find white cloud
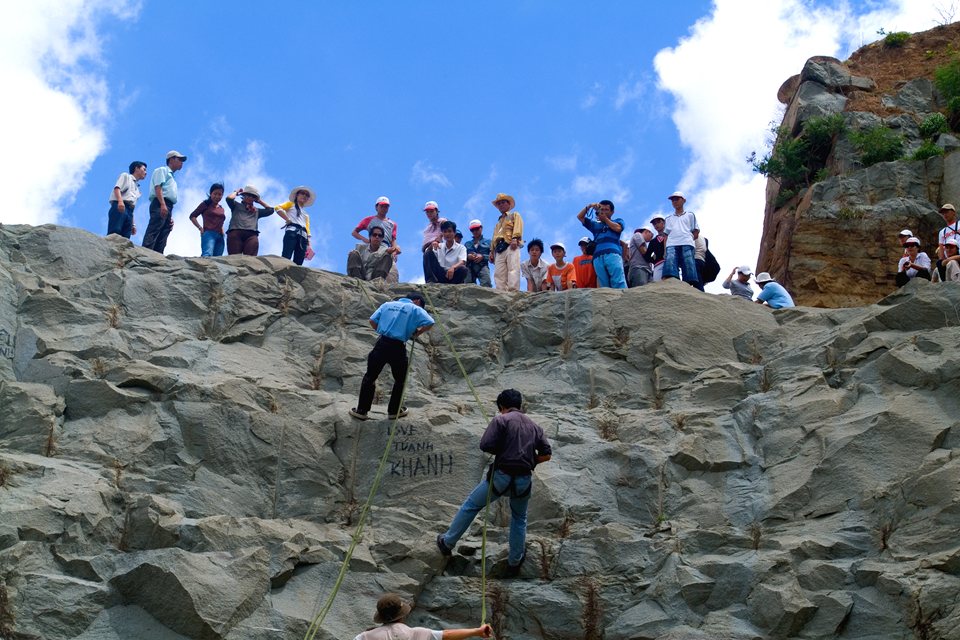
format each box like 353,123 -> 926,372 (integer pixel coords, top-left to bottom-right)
0,0 -> 140,225
614,78 -> 648,111
569,150 -> 635,205
410,160 -> 453,189
545,153 -> 578,172
653,0 -> 942,287
581,82 -> 603,109
161,138 -> 339,269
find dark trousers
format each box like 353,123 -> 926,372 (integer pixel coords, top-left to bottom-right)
282,229 -> 308,265
357,337 -> 408,416
227,229 -> 260,256
424,250 -> 468,284
107,201 -> 135,238
141,198 -> 174,253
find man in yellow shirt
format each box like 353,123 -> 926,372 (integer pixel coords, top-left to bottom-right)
489,193 -> 524,291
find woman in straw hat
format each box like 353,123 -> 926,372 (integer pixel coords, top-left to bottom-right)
353,593 -> 491,640
225,185 -> 277,256
276,185 -> 316,265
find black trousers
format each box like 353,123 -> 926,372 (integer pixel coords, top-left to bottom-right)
282,229 -> 308,265
357,337 -> 408,416
141,198 -> 174,253
423,250 -> 468,284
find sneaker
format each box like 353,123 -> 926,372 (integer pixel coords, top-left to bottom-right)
388,407 -> 409,419
436,534 -> 452,557
504,553 -> 526,578
348,408 -> 370,421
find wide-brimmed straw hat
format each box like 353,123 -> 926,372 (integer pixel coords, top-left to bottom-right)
374,594 -> 412,624
491,193 -> 515,209
289,186 -> 316,207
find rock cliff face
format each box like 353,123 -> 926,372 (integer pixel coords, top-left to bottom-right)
759,22 -> 960,308
2,224 -> 960,639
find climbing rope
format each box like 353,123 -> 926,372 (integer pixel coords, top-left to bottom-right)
302,339 -> 418,640
418,286 -> 497,626
302,282 -> 501,638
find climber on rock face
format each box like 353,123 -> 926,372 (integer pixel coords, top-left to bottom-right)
349,294 -> 434,421
436,388 -> 552,578
353,593 -> 492,640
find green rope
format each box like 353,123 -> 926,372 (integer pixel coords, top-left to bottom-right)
302,340 -> 418,640
418,286 -> 496,625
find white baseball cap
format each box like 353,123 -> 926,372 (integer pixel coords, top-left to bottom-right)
550,241 -> 567,252
468,219 -> 483,229
375,196 -> 390,205
423,200 -> 439,211
668,191 -> 685,200
945,237 -> 959,247
578,236 -> 590,245
737,265 -> 753,276
897,229 -> 912,237
904,236 -> 921,246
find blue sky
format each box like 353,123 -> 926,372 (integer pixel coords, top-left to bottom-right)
0,0 -> 941,289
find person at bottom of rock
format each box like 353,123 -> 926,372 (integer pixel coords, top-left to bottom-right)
436,389 -> 552,577
349,294 -> 434,421
353,593 -> 491,640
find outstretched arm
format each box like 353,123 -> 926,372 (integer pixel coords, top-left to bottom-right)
442,624 -> 493,639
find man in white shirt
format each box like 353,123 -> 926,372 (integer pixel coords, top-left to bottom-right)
662,191 -> 700,286
107,160 -> 147,238
424,220 -> 468,284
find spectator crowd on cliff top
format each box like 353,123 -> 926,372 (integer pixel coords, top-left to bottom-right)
107,150 -> 959,306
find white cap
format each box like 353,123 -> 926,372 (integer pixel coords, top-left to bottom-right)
668,191 -> 685,200
375,196 -> 390,205
737,265 -> 753,276
904,236 -> 921,246
945,237 -> 960,247
468,219 -> 483,229
550,241 -> 567,252
423,200 -> 439,211
166,150 -> 187,161
898,228 -> 912,237
755,271 -> 774,283
578,236 -> 590,245
640,225 -> 655,235
649,214 -> 666,223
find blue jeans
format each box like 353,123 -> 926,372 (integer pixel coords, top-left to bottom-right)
201,230 -> 225,257
593,252 -> 627,289
441,469 -> 531,566
662,245 -> 700,283
106,201 -> 135,238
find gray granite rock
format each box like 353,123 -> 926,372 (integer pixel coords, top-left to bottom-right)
2,224 -> 960,639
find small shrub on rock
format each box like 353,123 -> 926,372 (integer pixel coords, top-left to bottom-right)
949,96 -> 960,132
919,112 -> 949,138
750,114 -> 845,193
911,140 -> 945,161
883,31 -> 911,48
849,126 -> 904,166
934,57 -> 960,101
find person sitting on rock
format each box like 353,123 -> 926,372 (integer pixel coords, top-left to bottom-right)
543,242 -> 577,291
353,593 -> 491,640
350,294 -> 434,421
896,236 -> 932,287
424,220 -> 468,284
933,237 -> 960,282
573,239 -> 597,289
722,265 -> 754,301
347,226 -> 394,281
520,238 -> 549,292
437,389 -> 552,578
463,219 -> 492,287
754,272 -> 795,308
353,196 -> 401,281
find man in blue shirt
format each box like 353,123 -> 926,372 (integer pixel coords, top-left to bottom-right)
577,200 -> 627,289
142,150 -> 186,254
463,219 -> 492,287
754,272 -> 795,309
350,294 -> 435,421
